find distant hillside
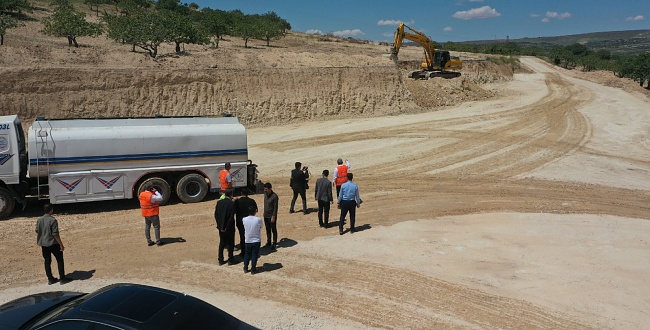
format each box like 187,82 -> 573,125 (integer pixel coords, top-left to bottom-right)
461,30 -> 650,54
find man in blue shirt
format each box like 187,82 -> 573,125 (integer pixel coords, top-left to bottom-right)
337,173 -> 362,235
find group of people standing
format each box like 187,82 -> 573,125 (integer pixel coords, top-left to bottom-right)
214,163 -> 279,274
133,159 -> 360,280
294,158 -> 363,235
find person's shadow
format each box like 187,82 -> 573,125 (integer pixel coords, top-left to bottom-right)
159,237 -> 186,245
354,224 -> 372,232
255,262 -> 283,274
260,238 -> 296,256
67,269 -> 96,281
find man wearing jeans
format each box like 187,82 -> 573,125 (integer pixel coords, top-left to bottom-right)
263,182 -> 279,250
36,204 -> 72,285
242,206 -> 263,274
337,173 -> 362,235
139,183 -> 163,246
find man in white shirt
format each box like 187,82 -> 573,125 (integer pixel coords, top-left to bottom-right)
242,205 -> 263,274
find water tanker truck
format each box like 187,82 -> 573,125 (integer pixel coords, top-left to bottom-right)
0,114 -> 259,219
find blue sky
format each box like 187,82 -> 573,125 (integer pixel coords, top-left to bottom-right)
191,0 -> 648,42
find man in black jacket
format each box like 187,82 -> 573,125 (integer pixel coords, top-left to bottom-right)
290,161 -> 309,214
215,189 -> 236,265
314,169 -> 333,227
234,190 -> 258,257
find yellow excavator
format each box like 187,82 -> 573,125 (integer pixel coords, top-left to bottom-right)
390,23 -> 462,79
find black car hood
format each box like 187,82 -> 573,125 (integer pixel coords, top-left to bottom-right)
0,291 -> 83,330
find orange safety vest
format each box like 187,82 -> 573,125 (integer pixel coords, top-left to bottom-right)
335,164 -> 348,186
139,190 -> 159,217
219,169 -> 231,191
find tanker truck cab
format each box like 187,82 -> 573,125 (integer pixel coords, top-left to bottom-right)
0,115 -> 259,219
0,115 -> 28,218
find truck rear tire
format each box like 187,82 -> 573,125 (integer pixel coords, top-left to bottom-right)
176,174 -> 208,203
0,187 -> 16,219
137,177 -> 171,205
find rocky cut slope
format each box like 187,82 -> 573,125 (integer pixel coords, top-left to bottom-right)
0,10 -> 516,126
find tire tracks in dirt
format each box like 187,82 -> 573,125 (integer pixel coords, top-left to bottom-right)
167,253 -> 592,329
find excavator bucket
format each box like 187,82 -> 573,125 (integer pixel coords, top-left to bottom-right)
389,46 -> 398,63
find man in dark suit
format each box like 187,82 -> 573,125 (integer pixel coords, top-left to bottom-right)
215,189 -> 236,265
314,169 -> 333,227
289,161 -> 309,214
234,190 -> 258,257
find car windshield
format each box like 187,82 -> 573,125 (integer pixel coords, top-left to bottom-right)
28,294 -> 89,328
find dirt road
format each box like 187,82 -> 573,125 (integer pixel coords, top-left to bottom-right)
1,57 -> 649,329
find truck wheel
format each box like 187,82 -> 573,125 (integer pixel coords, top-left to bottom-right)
137,177 -> 171,205
0,187 -> 16,219
176,174 -> 209,203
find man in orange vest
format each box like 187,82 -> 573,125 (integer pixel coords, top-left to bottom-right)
219,163 -> 233,198
332,158 -> 351,197
139,183 -> 163,246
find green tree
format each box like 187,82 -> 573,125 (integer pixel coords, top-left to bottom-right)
41,3 -> 103,47
111,0 -> 151,15
196,8 -> 229,48
0,0 -> 31,45
579,54 -> 601,72
105,9 -> 166,57
631,53 -> 650,88
232,12 -> 260,48
0,0 -> 31,13
84,0 -> 109,16
0,13 -> 20,45
257,11 -> 287,47
161,9 -> 208,52
565,43 -> 591,57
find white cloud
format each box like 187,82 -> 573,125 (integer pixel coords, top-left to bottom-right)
625,15 -> 644,21
383,33 -> 395,37
470,0 -> 484,2
545,11 -> 571,20
332,29 -> 365,38
377,19 -> 414,26
443,26 -> 453,32
305,29 -> 322,35
541,18 -> 550,23
452,6 -> 501,20
530,14 -> 540,18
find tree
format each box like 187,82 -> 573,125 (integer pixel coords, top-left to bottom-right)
84,0 -> 109,16
257,11 -> 287,47
579,54 -> 601,72
105,9 -> 166,57
565,43 -> 591,57
196,8 -> 229,48
231,12 -> 260,48
0,13 -> 20,45
0,0 -> 31,45
41,3 -> 103,47
0,0 -> 31,13
161,9 -> 208,53
632,53 -> 650,89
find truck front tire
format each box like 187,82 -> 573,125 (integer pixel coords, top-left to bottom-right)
137,178 -> 171,205
176,174 -> 209,203
0,187 -> 16,219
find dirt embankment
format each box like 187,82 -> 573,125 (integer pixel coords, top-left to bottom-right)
1,67 -> 420,126
0,15 -> 520,126
1,61 -> 520,127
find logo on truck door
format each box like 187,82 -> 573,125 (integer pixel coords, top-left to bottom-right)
56,178 -> 83,192
96,176 -> 122,189
0,154 -> 13,165
231,168 -> 244,181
